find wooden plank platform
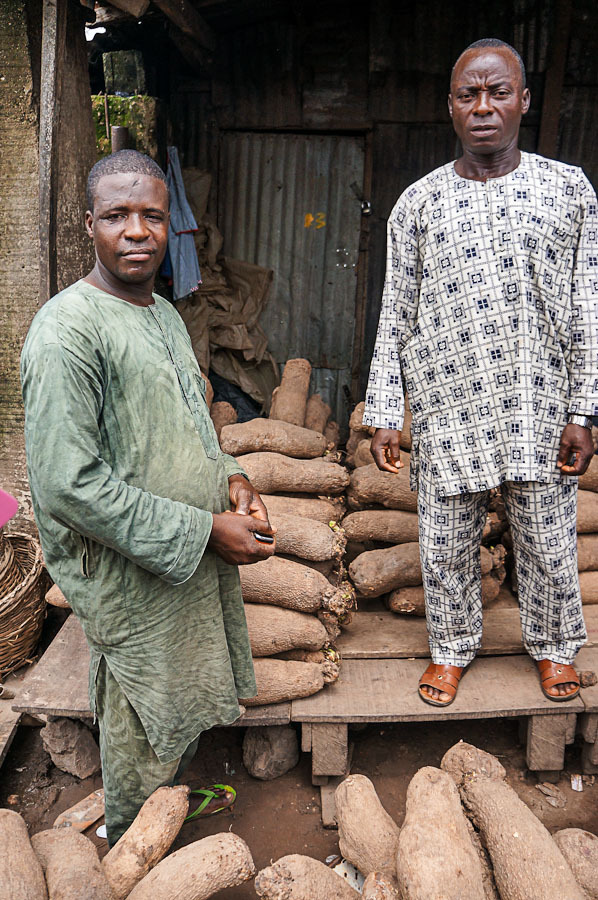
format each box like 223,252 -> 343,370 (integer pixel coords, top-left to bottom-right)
291,656 -> 585,723
0,670 -> 23,766
14,614 -> 92,719
576,646 -> 598,713
337,606 -> 598,659
13,614 -> 289,727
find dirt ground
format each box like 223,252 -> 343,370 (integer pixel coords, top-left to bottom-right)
1,712 -> 597,897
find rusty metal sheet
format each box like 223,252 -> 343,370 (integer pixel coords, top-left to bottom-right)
218,131 -> 365,422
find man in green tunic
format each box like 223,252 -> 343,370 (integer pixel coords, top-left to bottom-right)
21,151 -> 276,845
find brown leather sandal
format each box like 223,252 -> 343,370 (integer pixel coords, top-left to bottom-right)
418,663 -> 466,708
536,659 -> 580,702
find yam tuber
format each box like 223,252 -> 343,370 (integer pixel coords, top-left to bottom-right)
31,828 -> 115,900
349,401 -> 374,435
220,419 -> 326,458
580,571 -> 598,604
335,774 -> 400,879
553,828 -> 598,900
240,555 -> 355,616
240,659 -> 324,705
278,554 -> 336,577
269,359 -> 312,427
275,648 -> 340,683
362,872 -> 400,899
577,490 -> 598,532
255,854 -> 361,900
353,438 -> 375,468
396,767 -> 485,900
579,454 -> 598,492
127,832 -> 255,900
244,604 -> 328,656
261,493 -> 345,524
577,533 -> 598,571
269,512 -> 345,560
460,776 -> 584,900
45,584 -> 70,608
350,543 -> 494,598
348,462 -> 417,512
305,394 -> 331,433
388,572 -> 504,616
238,452 -> 349,495
209,401 -> 237,439
102,785 -> 189,900
324,420 -> 340,450
0,809 -> 47,900
440,741 -> 506,788
342,509 -> 419,544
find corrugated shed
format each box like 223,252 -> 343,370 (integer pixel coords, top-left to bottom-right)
218,131 -> 365,423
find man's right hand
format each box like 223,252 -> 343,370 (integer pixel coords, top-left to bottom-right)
370,428 -> 403,473
208,511 -> 276,565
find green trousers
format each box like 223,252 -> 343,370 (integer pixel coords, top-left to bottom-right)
95,657 -> 199,846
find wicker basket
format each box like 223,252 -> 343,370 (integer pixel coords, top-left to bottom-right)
0,531 -> 47,676
0,529 -> 23,595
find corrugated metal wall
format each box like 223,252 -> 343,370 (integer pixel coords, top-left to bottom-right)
218,131 -> 365,426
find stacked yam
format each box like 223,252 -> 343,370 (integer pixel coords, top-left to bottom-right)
345,454 -> 508,614
504,455 -> 598,606
572,456 -> 598,605
220,359 -> 354,705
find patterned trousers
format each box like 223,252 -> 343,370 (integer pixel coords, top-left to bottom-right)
95,657 -> 199,846
417,471 -> 586,667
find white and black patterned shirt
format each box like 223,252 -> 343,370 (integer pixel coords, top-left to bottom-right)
364,152 -> 598,496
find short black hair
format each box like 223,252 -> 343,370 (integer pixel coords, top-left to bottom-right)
452,38 -> 527,89
86,150 -> 168,211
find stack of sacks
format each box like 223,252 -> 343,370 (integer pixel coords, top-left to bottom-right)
344,400 -> 511,616
219,359 -> 355,707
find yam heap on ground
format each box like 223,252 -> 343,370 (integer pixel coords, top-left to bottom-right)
253,740 -> 598,899
214,358 -> 353,708
0,788 -> 257,900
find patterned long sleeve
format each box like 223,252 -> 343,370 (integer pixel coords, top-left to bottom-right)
567,173 -> 598,416
363,193 -> 422,431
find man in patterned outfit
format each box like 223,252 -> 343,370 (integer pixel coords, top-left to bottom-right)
364,39 -> 598,706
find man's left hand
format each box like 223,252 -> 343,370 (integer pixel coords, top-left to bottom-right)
556,424 -> 594,476
228,474 -> 271,522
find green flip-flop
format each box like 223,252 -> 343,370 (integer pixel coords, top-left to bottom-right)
184,784 -> 236,822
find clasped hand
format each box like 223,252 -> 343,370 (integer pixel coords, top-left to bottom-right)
208,474 -> 276,565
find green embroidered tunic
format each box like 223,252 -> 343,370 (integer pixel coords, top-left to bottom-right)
21,281 -> 257,763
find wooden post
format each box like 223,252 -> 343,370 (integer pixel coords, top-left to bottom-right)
537,0 -> 572,159
39,0 -> 67,304
311,723 -> 349,778
526,713 -> 576,779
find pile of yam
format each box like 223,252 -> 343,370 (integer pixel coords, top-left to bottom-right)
281,741 -> 595,900
220,358 -> 353,706
1,787 -> 256,900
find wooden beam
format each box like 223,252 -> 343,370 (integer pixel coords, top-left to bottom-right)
537,0 -> 572,158
152,0 -> 216,52
99,0 -> 150,17
39,0 -> 67,304
168,23 -> 211,72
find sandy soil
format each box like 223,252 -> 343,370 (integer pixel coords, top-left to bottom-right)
0,714 -> 596,898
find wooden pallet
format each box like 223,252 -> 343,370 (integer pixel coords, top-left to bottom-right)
337,605 -> 598,659
9,612 -> 598,796
12,614 -> 289,727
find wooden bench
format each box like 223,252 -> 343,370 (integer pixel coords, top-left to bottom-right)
9,610 -> 598,813
11,613 -> 290,727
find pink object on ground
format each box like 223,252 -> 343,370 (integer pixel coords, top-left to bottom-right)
0,490 -> 18,528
